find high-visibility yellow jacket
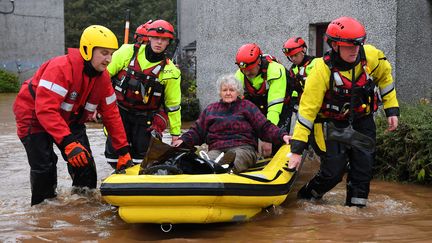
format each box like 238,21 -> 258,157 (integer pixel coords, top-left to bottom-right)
107,44 -> 182,135
291,44 -> 399,154
235,61 -> 287,125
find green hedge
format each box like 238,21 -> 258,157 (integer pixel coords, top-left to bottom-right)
181,78 -> 200,121
0,69 -> 20,93
181,97 -> 200,122
374,101 -> 432,184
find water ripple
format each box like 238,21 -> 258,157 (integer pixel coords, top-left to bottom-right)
300,189 -> 417,217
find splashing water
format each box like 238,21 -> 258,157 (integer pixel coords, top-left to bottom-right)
300,189 -> 416,217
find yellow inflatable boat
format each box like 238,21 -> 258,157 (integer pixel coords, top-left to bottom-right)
100,144 -> 296,225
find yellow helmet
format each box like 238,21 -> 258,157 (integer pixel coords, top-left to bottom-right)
79,25 -> 118,61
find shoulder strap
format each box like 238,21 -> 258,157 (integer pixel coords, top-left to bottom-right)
126,43 -> 142,73
259,56 -> 270,81
323,50 -> 333,69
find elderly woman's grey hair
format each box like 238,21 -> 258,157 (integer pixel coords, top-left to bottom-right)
216,74 -> 244,97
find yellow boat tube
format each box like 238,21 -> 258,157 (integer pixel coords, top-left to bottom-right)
100,144 -> 296,224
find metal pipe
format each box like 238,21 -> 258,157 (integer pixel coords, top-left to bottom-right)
123,9 -> 131,44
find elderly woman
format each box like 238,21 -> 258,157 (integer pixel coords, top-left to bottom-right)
172,74 -> 290,173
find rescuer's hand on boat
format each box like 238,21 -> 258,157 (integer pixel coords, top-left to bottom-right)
288,152 -> 302,171
172,139 -> 183,147
282,135 -> 291,145
116,152 -> 134,173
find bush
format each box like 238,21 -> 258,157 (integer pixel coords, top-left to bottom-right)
374,101 -> 432,184
180,78 -> 200,121
0,69 -> 20,93
181,97 -> 200,122
178,54 -> 200,122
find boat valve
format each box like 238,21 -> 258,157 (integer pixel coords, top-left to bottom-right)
161,223 -> 173,233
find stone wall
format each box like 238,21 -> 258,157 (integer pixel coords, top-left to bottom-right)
177,0 -> 197,52
395,0 -> 432,102
0,0 -> 64,82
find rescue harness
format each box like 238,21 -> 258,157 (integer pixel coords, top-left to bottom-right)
112,43 -> 167,112
320,46 -> 379,121
288,55 -> 316,96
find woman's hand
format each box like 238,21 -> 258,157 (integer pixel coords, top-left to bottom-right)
171,135 -> 180,145
172,139 -> 183,147
259,140 -> 272,158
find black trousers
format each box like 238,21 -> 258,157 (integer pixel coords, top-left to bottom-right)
300,115 -> 376,206
105,108 -> 152,168
21,124 -> 96,206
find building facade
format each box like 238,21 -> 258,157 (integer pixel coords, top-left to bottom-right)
177,0 -> 432,109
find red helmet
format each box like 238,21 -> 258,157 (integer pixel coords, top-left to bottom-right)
282,37 -> 307,56
235,43 -> 262,71
134,20 -> 152,43
325,16 -> 366,46
147,19 -> 175,40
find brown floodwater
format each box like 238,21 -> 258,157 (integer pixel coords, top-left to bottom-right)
1,93 -> 431,242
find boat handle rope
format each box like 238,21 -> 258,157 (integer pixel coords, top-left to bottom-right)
235,170 -> 283,182
199,150 -> 210,160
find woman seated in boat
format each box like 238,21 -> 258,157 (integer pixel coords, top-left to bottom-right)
172,74 -> 291,173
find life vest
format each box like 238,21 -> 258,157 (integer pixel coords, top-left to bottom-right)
243,54 -> 279,115
320,48 -> 379,121
112,44 -> 167,112
289,55 -> 315,98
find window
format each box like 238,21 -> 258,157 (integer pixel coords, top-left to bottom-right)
309,23 -> 330,57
